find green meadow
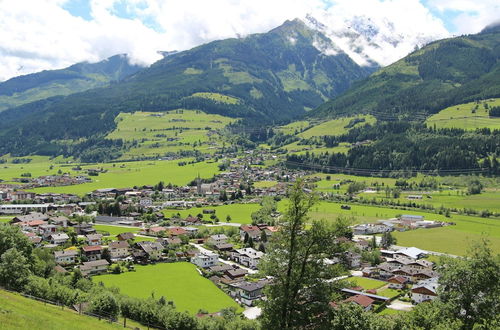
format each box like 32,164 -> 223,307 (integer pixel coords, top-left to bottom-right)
106,110 -> 236,159
426,98 -> 500,130
95,262 -> 242,314
4,159 -> 219,195
298,115 -> 376,138
282,200 -> 500,255
0,290 -> 121,330
164,203 -> 261,224
349,277 -> 387,290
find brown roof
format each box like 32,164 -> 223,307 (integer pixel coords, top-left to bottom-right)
82,245 -> 102,252
168,227 -> 187,236
109,241 -> 129,249
345,295 -> 375,308
117,232 -> 135,240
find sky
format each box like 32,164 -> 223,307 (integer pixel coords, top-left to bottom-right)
0,0 -> 499,81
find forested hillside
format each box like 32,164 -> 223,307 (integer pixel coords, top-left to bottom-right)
313,25 -> 500,119
0,19 -> 374,158
0,54 -> 142,111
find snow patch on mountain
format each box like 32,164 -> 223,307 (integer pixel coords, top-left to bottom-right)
304,13 -> 447,67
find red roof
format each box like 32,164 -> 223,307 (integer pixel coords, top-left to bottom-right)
389,276 -> 408,284
240,225 -> 260,232
149,226 -> 166,233
82,245 -> 102,252
168,227 -> 187,236
345,295 -> 375,308
27,220 -> 47,226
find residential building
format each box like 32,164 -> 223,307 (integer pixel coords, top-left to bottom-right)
207,234 -> 228,245
50,233 -> 69,245
192,252 -> 219,268
86,234 -> 102,246
81,245 -> 102,261
109,241 -> 130,259
80,260 -> 109,276
411,277 -> 439,304
54,250 -> 78,265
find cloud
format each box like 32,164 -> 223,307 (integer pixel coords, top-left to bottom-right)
0,0 -> 496,81
427,0 -> 500,34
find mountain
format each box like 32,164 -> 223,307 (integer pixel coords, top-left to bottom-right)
312,27 -> 500,119
0,54 -> 142,112
303,13 -> 446,67
0,19 -> 375,157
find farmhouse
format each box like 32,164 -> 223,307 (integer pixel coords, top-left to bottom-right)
49,233 -> 69,245
54,250 -> 78,265
117,232 -> 135,241
411,277 -> 439,304
85,234 -> 102,246
344,295 -> 375,311
81,245 -> 102,261
109,241 -> 130,259
207,234 -> 228,245
80,260 -> 109,276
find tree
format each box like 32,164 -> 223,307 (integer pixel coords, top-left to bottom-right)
436,239 -> 500,328
0,248 -> 31,290
261,180 -> 347,329
31,248 -> 56,278
251,196 -> 277,225
88,291 -> 120,320
102,248 -> 112,263
380,232 -> 396,249
0,224 -> 33,258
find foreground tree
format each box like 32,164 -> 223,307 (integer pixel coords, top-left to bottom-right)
261,180 -> 347,329
0,248 -> 31,290
436,239 -> 500,328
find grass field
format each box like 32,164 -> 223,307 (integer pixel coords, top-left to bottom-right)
349,277 -> 387,290
106,110 -> 236,159
278,200 -> 500,255
298,115 -> 376,138
25,159 -> 219,196
93,225 -> 155,242
0,290 -> 121,330
95,262 -> 241,314
426,98 -> 500,130
164,203 -> 261,224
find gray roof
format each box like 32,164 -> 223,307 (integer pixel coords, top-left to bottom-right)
82,260 -> 109,268
54,250 -> 78,257
412,277 -> 439,294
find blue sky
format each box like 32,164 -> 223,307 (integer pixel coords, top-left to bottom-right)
0,0 -> 498,81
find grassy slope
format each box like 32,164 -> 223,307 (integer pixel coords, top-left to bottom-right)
2,158 -> 220,196
106,110 -> 236,159
95,262 -> 241,314
0,290 -> 121,330
298,115 -> 376,138
426,98 -> 500,130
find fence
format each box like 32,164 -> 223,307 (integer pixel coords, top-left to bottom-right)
0,287 -> 165,330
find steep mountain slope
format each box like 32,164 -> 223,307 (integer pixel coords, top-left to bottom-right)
0,54 -> 142,111
312,26 -> 500,119
0,19 -> 375,157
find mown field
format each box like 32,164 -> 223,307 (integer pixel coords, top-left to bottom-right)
426,98 -> 500,130
281,200 -> 500,256
164,203 -> 261,224
297,115 -> 376,138
95,262 -> 242,314
0,157 -> 220,196
0,290 -> 122,330
106,110 -> 236,159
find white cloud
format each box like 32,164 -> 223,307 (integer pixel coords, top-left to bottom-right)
0,0 -> 496,81
427,0 -> 500,34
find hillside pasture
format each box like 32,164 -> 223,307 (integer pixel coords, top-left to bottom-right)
95,262 -> 241,314
164,203 -> 261,224
426,98 -> 500,130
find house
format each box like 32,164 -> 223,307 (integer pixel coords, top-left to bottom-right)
80,260 -> 109,276
207,234 -> 228,245
54,250 -> 78,265
345,251 -> 362,269
109,241 -> 130,259
224,268 -> 248,281
136,241 -> 163,260
208,264 -> 234,273
191,252 -> 219,268
117,232 -> 135,241
50,233 -> 69,245
24,232 -> 42,245
157,237 -> 182,246
182,216 -> 202,226
39,224 -> 59,239
344,295 -> 375,311
411,277 -> 439,304
214,243 -> 234,251
239,225 -> 261,241
81,245 -> 102,261
12,212 -> 49,223
394,247 -> 428,260
85,234 -> 102,246
231,248 -> 264,269
49,216 -> 68,227
388,276 -> 409,289
167,227 -> 187,237
74,223 -> 96,235
229,281 -> 266,306
183,227 -> 199,236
